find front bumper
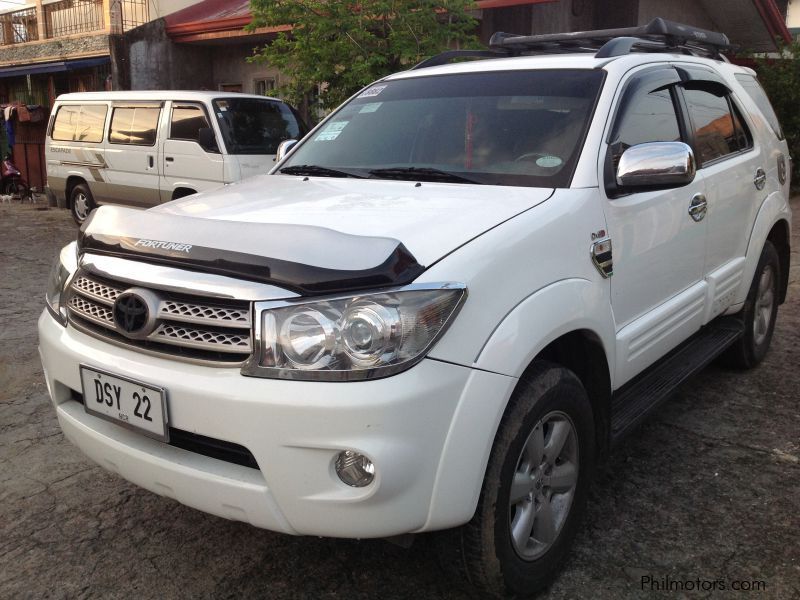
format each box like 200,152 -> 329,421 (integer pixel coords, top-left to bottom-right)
38,310 -> 515,538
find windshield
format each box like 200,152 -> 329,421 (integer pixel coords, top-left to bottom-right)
280,70 -> 604,187
213,97 -> 306,155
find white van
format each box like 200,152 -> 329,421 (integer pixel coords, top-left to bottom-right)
44,91 -> 307,224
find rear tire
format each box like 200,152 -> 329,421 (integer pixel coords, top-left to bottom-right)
70,183 -> 95,226
722,241 -> 780,370
434,362 -> 595,598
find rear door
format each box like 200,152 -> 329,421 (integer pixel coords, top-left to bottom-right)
103,102 -> 162,207
676,70 -> 763,322
160,102 -> 224,201
601,66 -> 709,385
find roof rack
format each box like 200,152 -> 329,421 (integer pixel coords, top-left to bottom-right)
412,18 -> 734,70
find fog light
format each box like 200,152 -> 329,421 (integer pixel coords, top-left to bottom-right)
335,450 -> 375,487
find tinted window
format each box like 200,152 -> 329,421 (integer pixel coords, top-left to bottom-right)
170,105 -> 210,141
51,104 -> 107,143
281,70 -> 605,188
735,73 -> 783,139
109,107 -> 160,146
609,87 -> 681,165
213,98 -> 304,155
684,87 -> 741,164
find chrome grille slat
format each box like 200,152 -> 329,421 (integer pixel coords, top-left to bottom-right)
66,271 -> 253,364
151,323 -> 251,354
69,294 -> 115,327
71,276 -> 124,306
158,299 -> 251,329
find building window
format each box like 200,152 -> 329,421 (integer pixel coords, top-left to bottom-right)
254,78 -> 276,96
219,83 -> 243,93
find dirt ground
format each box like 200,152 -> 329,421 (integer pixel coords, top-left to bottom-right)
1,200 -> 798,599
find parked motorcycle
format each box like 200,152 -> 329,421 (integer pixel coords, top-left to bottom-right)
2,154 -> 32,201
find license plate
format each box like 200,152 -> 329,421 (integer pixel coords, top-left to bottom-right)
80,366 -> 169,442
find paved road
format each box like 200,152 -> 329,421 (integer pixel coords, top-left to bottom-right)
1,201 -> 798,599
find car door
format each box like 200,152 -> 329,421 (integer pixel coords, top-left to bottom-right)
160,102 -> 224,201
601,67 -> 709,386
103,103 -> 162,207
676,72 -> 762,322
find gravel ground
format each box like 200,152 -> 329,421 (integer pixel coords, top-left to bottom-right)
1,200 -> 798,599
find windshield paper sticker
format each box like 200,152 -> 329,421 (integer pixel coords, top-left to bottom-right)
358,85 -> 387,98
536,155 -> 563,168
359,102 -> 382,114
316,120 -> 349,141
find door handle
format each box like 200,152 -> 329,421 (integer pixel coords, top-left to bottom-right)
165,156 -> 174,162
148,155 -> 154,168
688,193 -> 707,222
754,168 -> 766,190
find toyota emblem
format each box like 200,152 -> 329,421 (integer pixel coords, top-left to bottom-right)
113,288 -> 159,338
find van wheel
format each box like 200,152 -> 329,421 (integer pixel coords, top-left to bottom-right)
722,240 -> 780,369
70,183 -> 95,225
434,362 -> 594,598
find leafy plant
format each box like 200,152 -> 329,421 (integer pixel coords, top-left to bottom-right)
248,0 -> 478,121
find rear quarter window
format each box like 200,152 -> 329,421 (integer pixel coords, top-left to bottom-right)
735,73 -> 783,140
51,104 -> 108,143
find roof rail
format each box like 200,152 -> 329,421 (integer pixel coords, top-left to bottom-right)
412,19 -> 734,71
411,49 -> 509,70
490,18 -> 733,60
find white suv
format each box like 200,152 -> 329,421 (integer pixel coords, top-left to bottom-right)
39,19 -> 791,597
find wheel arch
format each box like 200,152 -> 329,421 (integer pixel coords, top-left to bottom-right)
171,187 -> 197,200
767,218 -> 790,305
65,176 -> 88,208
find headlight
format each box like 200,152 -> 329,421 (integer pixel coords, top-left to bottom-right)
243,283 -> 466,381
45,242 -> 78,326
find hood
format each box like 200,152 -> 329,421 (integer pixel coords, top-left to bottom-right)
80,175 -> 553,295
158,175 -> 553,266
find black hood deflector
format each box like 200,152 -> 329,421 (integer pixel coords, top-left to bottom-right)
78,208 -> 425,296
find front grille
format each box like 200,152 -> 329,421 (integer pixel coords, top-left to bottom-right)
67,272 -> 253,364
71,391 -> 259,469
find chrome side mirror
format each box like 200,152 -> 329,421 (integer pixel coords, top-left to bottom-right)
616,142 -> 696,189
275,139 -> 298,162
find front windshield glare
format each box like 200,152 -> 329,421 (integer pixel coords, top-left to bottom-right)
281,70 -> 604,187
213,98 -> 304,155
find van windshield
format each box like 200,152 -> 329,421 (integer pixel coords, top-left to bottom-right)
212,97 -> 305,155
279,70 -> 604,188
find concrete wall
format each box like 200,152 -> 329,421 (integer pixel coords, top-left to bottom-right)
124,18 -> 213,90
210,44 -> 282,95
788,0 -> 800,28
638,0 -> 716,28
151,0 -> 199,19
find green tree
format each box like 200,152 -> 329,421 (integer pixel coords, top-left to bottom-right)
248,0 -> 478,119
754,40 -> 800,189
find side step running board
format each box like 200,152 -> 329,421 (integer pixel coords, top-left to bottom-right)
610,317 -> 744,443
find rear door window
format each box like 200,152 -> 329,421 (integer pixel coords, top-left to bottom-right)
109,106 -> 161,146
51,104 -> 108,143
683,84 -> 752,165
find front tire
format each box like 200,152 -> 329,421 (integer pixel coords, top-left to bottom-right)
722,241 -> 780,369
70,183 -> 95,226
435,362 -> 595,598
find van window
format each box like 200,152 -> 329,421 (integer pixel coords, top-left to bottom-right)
109,107 -> 161,146
170,105 -> 210,142
51,104 -> 108,143
213,97 -> 304,155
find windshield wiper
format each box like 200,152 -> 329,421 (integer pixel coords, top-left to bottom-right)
280,164 -> 365,178
368,167 -> 483,184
